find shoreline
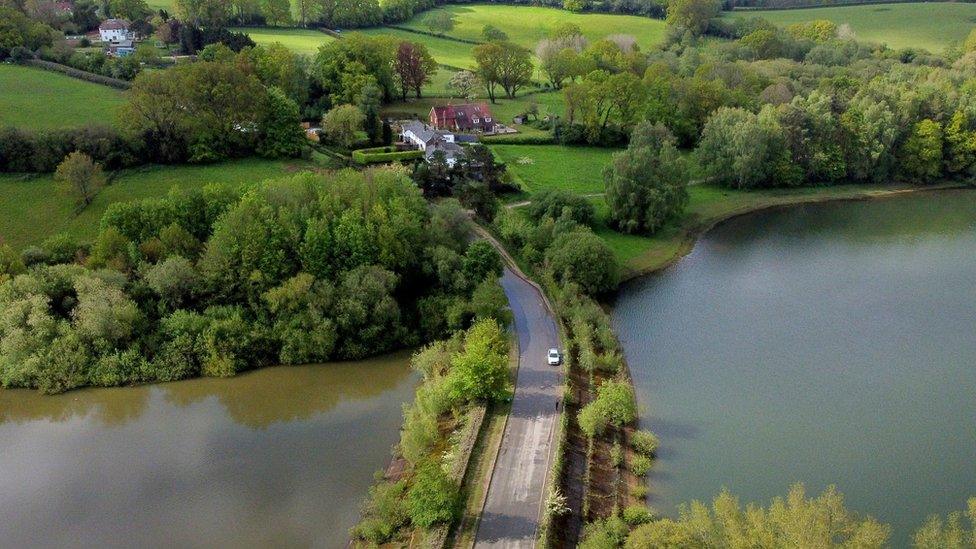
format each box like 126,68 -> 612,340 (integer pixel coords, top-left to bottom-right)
618,182 -> 972,284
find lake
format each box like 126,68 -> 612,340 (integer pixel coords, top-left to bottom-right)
0,353 -> 417,548
612,190 -> 976,546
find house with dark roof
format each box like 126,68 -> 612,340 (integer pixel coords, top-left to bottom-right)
429,103 -> 496,133
400,121 -> 467,167
99,19 -> 133,42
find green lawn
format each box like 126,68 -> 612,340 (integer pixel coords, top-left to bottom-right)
399,4 -> 667,52
0,158 -> 314,249
231,27 -> 336,54
490,144 -> 616,194
729,2 -> 976,52
358,27 -> 478,69
0,64 -> 126,130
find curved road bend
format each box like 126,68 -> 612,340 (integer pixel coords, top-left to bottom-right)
474,267 -> 563,548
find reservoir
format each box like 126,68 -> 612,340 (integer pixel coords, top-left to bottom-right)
0,352 -> 417,548
613,190 -> 976,546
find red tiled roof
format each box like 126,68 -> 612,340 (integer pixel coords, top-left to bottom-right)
429,103 -> 495,131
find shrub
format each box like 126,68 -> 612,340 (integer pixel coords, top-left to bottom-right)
406,459 -> 460,529
631,454 -> 652,477
351,479 -> 409,543
40,233 -> 83,264
526,188 -> 596,227
351,146 -> 423,165
545,228 -> 619,295
631,429 -> 659,456
610,441 -> 623,467
622,504 -> 654,526
632,483 -> 648,500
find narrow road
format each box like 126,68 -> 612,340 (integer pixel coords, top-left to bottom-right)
474,262 -> 563,547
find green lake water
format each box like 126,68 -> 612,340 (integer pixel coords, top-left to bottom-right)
612,190 -> 976,546
0,352 -> 417,548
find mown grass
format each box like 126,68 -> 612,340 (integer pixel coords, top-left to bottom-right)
729,2 -> 976,52
399,4 -> 667,52
231,27 -> 336,54
0,158 -> 314,249
491,144 -> 616,194
0,64 -> 127,130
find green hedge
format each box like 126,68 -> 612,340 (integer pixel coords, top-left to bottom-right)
481,133 -> 555,145
351,146 -> 424,165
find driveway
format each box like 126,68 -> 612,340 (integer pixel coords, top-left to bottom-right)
474,267 -> 563,548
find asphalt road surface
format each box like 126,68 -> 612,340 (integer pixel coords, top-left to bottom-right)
474,268 -> 563,548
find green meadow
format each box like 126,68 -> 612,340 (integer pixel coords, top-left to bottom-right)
230,27 -> 336,54
0,158 -> 312,249
399,4 -> 667,52
730,2 -> 976,52
0,65 -> 127,130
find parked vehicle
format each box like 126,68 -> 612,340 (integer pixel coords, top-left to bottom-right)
547,348 -> 561,366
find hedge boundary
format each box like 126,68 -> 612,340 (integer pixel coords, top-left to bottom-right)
351,146 -> 424,164
24,59 -> 132,90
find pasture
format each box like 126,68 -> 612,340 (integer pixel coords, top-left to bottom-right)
490,144 -> 616,194
0,64 -> 126,130
730,2 -> 976,52
399,4 -> 667,52
0,158 -> 312,249
230,27 -> 335,54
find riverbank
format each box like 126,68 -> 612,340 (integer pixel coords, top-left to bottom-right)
618,181 -> 972,282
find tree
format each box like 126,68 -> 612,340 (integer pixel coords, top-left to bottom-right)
626,484 -> 890,548
913,498 -> 976,549
604,122 -> 688,234
260,0 -> 291,26
321,104 -> 364,148
145,255 -> 200,310
447,318 -> 509,402
175,0 -> 232,26
357,81 -> 382,144
900,119 -> 943,183
481,24 -> 507,42
393,41 -> 437,99
110,0 -> 151,21
697,106 -> 791,189
54,152 -> 106,208
258,86 -> 306,158
545,228 -> 618,295
473,41 -> 532,101
537,39 -> 584,89
665,0 -> 720,36
423,10 -> 455,34
527,189 -> 596,227
448,70 -> 479,99
406,459 -> 460,529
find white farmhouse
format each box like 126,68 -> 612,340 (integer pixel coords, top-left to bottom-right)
99,19 -> 133,42
401,121 -> 465,167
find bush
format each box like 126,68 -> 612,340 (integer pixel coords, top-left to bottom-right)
407,459 -> 460,529
632,483 -> 648,500
40,233 -> 83,264
351,479 -> 409,543
610,441 -> 623,467
526,189 -> 596,227
631,454 -> 652,477
622,504 -> 654,526
545,228 -> 619,295
351,146 -> 424,165
631,430 -> 659,456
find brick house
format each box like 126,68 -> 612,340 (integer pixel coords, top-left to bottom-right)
429,103 -> 496,133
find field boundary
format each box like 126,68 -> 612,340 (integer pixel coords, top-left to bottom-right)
23,59 -> 131,89
730,0 -> 950,11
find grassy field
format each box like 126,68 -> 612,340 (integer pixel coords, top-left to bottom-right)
0,158 -> 313,249
399,4 -> 667,52
231,27 -> 336,54
491,144 -> 616,194
730,2 -> 976,52
0,64 -> 126,130
358,27 -> 477,68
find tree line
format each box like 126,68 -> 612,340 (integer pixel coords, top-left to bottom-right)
0,167 -> 506,394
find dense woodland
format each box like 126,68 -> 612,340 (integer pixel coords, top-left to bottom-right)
0,168 -> 509,393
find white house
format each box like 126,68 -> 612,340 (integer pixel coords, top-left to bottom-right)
99,19 -> 133,42
400,121 -> 465,167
